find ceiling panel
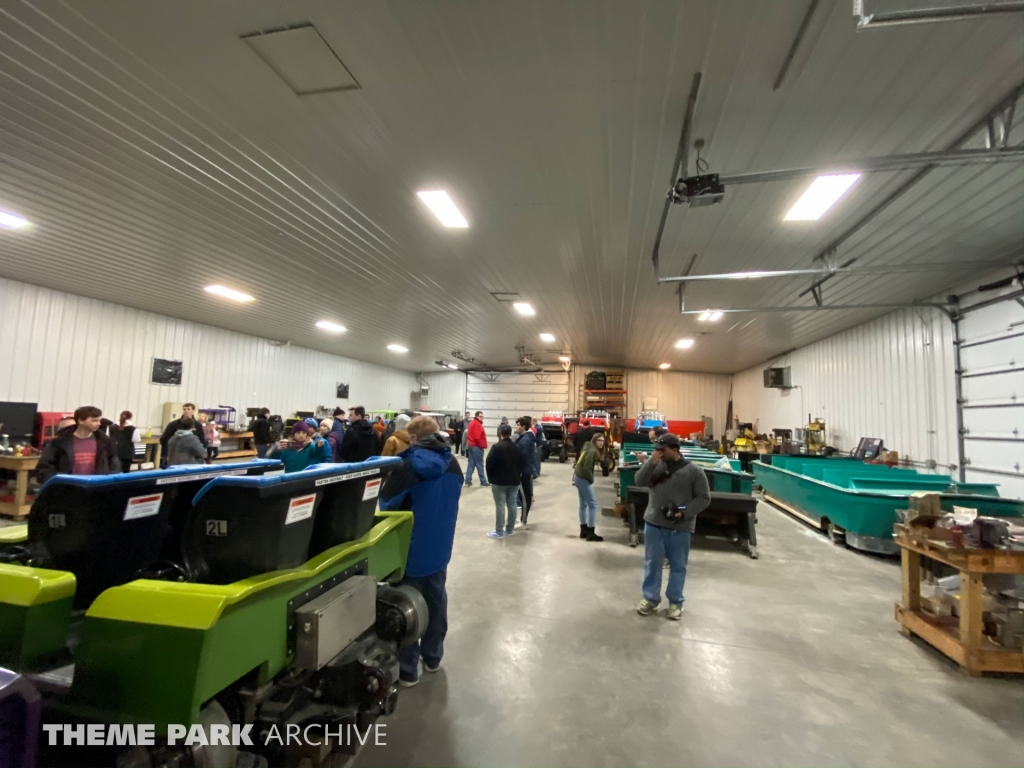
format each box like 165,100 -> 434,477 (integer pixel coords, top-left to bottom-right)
0,0 -> 1020,375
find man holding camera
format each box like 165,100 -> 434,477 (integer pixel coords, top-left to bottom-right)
633,434 -> 711,620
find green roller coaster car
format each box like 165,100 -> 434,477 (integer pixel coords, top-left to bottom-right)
0,459 -> 427,768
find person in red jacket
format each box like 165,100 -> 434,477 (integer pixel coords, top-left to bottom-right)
465,411 -> 489,487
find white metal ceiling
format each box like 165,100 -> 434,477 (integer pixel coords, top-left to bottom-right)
0,0 -> 1020,374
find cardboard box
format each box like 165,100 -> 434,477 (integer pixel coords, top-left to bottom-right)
909,492 -> 942,517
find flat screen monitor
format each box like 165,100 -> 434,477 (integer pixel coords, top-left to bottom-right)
0,401 -> 38,442
853,437 -> 884,460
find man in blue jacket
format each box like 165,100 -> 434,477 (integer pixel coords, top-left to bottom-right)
378,415 -> 463,686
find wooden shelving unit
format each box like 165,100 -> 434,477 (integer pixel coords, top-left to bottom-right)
894,524 -> 1024,677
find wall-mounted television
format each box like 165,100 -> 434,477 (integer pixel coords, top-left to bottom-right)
0,401 -> 38,443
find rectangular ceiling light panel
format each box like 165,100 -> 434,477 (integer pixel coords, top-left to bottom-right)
784,174 -> 860,221
417,191 -> 468,228
243,25 -> 359,95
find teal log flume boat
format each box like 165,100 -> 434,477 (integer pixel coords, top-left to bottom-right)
754,455 -> 1024,554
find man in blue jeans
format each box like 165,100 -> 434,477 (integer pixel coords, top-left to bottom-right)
464,411 -> 489,486
632,433 -> 711,620
379,415 -> 464,686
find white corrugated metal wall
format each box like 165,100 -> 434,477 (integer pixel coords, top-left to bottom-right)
419,372 -> 467,414
0,276 -> 418,429
623,370 -> 733,435
466,372 -> 570,441
733,305 -> 958,471
569,366 -> 732,434
957,283 -> 1024,499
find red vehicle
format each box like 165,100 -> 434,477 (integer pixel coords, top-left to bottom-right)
581,409 -> 610,429
539,411 -> 569,462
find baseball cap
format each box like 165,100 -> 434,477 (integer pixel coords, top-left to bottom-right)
653,433 -> 681,448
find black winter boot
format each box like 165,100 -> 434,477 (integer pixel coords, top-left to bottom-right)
579,524 -> 588,539
586,526 -> 604,542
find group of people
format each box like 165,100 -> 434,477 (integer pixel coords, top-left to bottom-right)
266,406 -> 413,473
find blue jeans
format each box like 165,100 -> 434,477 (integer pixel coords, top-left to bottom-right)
491,484 -> 518,533
256,443 -> 269,458
398,568 -> 448,682
465,446 -> 487,485
642,523 -> 691,606
575,477 -> 597,526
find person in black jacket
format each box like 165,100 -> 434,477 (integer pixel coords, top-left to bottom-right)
484,424 -> 524,538
514,417 -> 537,526
251,409 -> 273,458
108,410 -> 141,473
340,405 -> 380,462
159,403 -> 206,460
37,405 -> 117,482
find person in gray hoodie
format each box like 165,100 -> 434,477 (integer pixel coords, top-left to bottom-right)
632,433 -> 711,620
166,418 -> 207,466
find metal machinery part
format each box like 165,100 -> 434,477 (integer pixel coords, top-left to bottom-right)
375,585 -> 429,650
104,582 -> 428,768
294,576 -> 377,671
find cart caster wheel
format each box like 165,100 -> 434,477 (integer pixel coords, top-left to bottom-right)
827,523 -> 846,545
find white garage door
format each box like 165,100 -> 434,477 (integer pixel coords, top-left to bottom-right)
958,287 -> 1024,499
466,372 -> 570,442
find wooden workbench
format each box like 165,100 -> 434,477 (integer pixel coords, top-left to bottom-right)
0,454 -> 39,518
217,431 -> 256,460
894,524 -> 1024,676
140,436 -> 162,469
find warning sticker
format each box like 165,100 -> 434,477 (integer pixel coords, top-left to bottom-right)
124,493 -> 163,521
285,494 -> 317,525
362,479 -> 382,501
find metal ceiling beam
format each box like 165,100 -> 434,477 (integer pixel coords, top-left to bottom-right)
656,260 -> 1022,284
854,0 -> 1024,28
652,72 -> 702,274
675,253 -> 699,311
681,302 -> 950,314
719,147 -> 1023,185
774,0 -> 821,91
798,81 -> 1024,300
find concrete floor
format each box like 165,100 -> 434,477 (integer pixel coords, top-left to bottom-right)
3,459 -> 1019,765
355,458 -> 1023,768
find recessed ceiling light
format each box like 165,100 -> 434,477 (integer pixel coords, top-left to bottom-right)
387,344 -> 408,353
784,174 -> 860,221
558,355 -> 571,363
445,363 -> 459,370
675,338 -> 695,349
315,320 -> 346,333
0,210 -> 29,229
539,333 -> 556,343
513,302 -> 535,316
204,284 -> 254,303
659,363 -> 671,370
416,190 -> 468,228
698,310 -> 723,322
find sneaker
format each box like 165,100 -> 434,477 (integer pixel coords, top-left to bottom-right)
464,482 -> 473,487
637,598 -> 657,616
666,604 -> 684,621
505,528 -> 515,536
398,677 -> 419,688
481,483 -> 491,487
423,661 -> 440,673
486,530 -> 505,539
